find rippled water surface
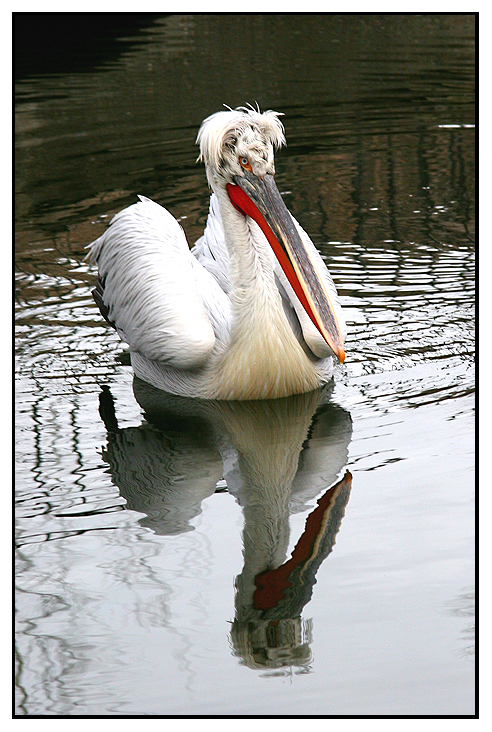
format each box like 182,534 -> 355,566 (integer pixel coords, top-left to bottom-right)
15,14 -> 475,716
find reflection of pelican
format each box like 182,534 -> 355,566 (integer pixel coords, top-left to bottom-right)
98,380 -> 352,669
233,472 -> 352,670
89,106 -> 345,400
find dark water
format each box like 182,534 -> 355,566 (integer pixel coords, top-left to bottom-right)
15,14 -> 475,716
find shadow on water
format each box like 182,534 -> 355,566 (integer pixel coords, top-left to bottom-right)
98,379 -> 352,671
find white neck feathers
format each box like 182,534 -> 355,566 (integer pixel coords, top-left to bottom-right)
210,190 -> 320,400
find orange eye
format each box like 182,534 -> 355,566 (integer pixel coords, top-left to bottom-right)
239,156 -> 252,171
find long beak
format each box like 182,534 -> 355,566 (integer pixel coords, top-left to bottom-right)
227,172 -> 345,363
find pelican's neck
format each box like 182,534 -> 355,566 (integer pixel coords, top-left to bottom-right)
211,187 -> 320,400
215,186 -> 277,304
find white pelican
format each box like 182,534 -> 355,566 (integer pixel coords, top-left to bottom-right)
89,106 -> 345,400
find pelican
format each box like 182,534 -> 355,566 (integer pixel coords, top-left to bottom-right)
89,106 -> 345,400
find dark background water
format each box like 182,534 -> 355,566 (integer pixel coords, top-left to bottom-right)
15,13 -> 475,716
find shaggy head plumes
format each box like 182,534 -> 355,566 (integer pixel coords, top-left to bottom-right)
196,105 -> 286,187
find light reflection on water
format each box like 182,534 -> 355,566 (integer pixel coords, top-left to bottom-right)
15,13 -> 474,716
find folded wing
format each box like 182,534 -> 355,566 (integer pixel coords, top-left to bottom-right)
89,196 -> 223,369
192,193 -> 231,294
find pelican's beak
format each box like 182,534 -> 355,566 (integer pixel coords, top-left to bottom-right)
227,172 -> 345,363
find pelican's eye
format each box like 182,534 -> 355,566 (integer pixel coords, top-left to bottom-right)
239,156 -> 252,172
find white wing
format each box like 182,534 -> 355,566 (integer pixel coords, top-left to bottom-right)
192,193 -> 231,293
89,196 -> 229,369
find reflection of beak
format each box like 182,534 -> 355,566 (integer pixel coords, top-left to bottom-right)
227,172 -> 345,363
253,470 -> 352,612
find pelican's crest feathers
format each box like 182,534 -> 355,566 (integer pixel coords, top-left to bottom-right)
196,106 -> 285,183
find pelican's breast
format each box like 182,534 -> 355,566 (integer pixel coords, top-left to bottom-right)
210,294 -> 322,400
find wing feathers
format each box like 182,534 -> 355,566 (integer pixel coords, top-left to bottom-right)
89,197 -> 217,369
192,194 -> 231,294
92,277 -> 116,329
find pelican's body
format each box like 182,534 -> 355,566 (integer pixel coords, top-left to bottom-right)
89,107 -> 345,400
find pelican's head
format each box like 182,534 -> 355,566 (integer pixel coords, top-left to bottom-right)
196,105 -> 285,188
196,106 -> 345,364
